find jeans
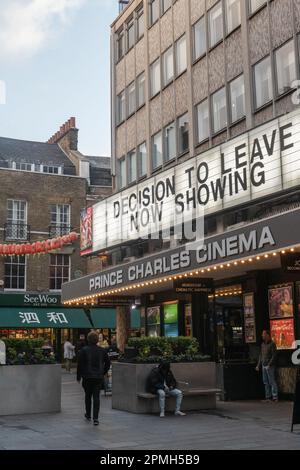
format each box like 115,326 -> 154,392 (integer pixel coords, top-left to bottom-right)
262,366 -> 278,400
157,388 -> 183,413
82,378 -> 102,420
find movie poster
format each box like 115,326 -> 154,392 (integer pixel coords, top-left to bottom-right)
243,293 -> 256,344
270,319 -> 295,350
80,207 -> 93,255
268,286 -> 294,319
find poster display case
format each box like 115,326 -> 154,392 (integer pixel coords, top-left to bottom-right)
243,293 -> 256,344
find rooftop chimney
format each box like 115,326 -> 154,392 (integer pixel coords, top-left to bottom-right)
119,0 -> 129,13
47,117 -> 78,152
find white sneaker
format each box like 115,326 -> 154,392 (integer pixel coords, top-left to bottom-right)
175,411 -> 186,416
160,412 -> 165,418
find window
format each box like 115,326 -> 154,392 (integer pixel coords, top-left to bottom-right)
128,82 -> 136,116
212,87 -> 227,133
41,165 -> 62,174
164,122 -> 176,162
116,28 -> 124,62
13,162 -> 33,171
6,199 -> 27,240
254,56 -> 273,108
50,204 -> 70,236
225,0 -> 241,34
178,113 -> 189,154
4,256 -> 26,290
137,8 -> 144,40
249,0 -> 266,14
150,58 -> 161,97
152,131 -> 163,169
138,142 -> 147,178
162,0 -> 172,14
149,0 -> 159,26
275,40 -> 296,96
196,99 -> 209,143
128,150 -> 137,184
230,75 -> 245,122
127,18 -> 135,50
209,2 -> 223,48
163,46 -> 174,86
137,73 -> 145,108
175,35 -> 187,76
193,17 -> 206,61
50,254 -> 70,291
117,90 -> 125,124
118,158 -> 126,189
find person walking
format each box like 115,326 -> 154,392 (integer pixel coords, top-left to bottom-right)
64,338 -> 75,373
77,331 -> 110,425
256,330 -> 279,403
146,360 -> 186,418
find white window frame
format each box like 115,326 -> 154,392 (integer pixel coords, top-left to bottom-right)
4,255 -> 27,292
175,35 -> 187,76
6,199 -> 28,240
49,254 -> 71,292
230,74 -> 245,123
150,58 -> 161,97
209,1 -> 224,49
196,99 -> 210,143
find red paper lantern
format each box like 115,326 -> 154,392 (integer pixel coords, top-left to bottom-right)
69,232 -> 78,242
0,245 -> 3,255
2,245 -> 9,255
62,235 -> 69,245
14,244 -> 19,255
31,243 -> 36,254
35,241 -> 42,253
45,239 -> 52,252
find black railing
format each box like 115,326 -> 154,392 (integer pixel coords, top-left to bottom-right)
49,225 -> 71,237
4,223 -> 30,241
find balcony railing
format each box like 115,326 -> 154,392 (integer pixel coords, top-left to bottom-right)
4,223 -> 31,241
49,225 -> 71,237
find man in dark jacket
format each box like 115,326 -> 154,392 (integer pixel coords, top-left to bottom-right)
146,361 -> 186,418
256,330 -> 278,403
77,331 -> 110,425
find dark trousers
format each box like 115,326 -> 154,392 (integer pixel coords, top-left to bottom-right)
82,378 -> 102,420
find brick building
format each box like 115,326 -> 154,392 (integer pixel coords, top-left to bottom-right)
0,118 -> 112,353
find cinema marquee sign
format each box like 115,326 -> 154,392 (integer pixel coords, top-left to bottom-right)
86,110 -> 300,254
63,209 -> 300,302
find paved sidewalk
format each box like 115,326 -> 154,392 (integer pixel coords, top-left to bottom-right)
0,372 -> 299,450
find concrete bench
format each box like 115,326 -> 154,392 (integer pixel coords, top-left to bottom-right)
137,388 -> 221,399
112,362 -> 220,414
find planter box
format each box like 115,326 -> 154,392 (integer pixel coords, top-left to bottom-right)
0,364 -> 61,416
112,362 -> 217,414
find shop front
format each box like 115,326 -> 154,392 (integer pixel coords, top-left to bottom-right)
63,207 -> 300,399
0,293 -> 140,360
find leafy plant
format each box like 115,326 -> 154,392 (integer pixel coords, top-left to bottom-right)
125,337 -> 210,363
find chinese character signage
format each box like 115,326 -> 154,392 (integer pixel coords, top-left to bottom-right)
0,308 -> 91,328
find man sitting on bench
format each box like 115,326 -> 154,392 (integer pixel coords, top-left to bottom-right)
146,360 -> 186,418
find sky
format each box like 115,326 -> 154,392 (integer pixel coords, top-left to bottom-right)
0,0 -> 119,157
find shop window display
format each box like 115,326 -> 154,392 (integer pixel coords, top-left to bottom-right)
146,306 -> 161,337
163,303 -> 178,337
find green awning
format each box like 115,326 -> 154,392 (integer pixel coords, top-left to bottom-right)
90,308 -> 116,329
90,308 -> 141,329
0,307 -> 92,329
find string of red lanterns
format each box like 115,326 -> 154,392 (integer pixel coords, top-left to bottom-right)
0,232 -> 78,256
